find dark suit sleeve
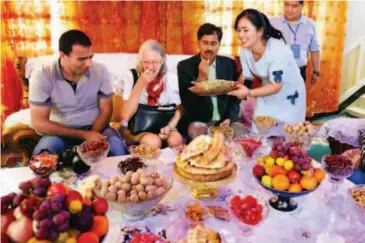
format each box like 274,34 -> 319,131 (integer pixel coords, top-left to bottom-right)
177,62 -> 196,113
223,60 -> 240,122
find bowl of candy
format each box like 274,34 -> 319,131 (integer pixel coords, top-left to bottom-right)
29,150 -> 58,177
94,169 -> 173,221
129,144 -> 161,160
76,140 -> 109,166
284,121 -> 318,151
208,126 -> 234,142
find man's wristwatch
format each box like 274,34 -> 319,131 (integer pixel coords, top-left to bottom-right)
313,71 -> 320,77
247,89 -> 252,99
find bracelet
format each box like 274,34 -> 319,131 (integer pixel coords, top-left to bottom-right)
120,120 -> 128,127
247,89 -> 252,99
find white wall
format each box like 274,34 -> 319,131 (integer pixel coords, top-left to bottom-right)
345,1 -> 365,50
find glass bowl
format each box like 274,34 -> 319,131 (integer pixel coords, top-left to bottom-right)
76,140 -> 109,166
284,127 -> 318,151
208,126 -> 234,142
129,145 -> 161,160
29,152 -> 58,178
95,178 -> 173,221
226,193 -> 269,235
347,184 -> 365,224
322,155 -> 354,182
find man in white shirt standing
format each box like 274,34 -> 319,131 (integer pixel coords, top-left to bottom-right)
271,1 -> 320,84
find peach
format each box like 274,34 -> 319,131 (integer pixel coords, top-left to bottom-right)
77,232 -> 99,243
6,217 -> 33,243
90,215 -> 109,237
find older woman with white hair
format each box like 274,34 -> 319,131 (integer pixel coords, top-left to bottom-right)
115,40 -> 184,149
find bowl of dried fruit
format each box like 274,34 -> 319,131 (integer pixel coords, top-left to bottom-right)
129,144 -> 161,160
253,116 -> 278,137
284,121 -> 318,151
29,150 -> 58,177
76,140 -> 109,166
94,169 -> 173,221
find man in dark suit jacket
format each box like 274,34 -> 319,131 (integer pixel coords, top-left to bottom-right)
177,23 -> 240,137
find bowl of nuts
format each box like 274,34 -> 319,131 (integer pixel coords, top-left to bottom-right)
129,144 -> 161,160
253,116 -> 278,137
284,121 -> 318,151
208,126 -> 234,142
94,169 -> 173,221
348,185 -> 365,224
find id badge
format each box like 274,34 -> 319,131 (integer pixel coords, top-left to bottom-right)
290,44 -> 301,58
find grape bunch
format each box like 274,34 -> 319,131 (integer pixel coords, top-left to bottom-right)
1,192 -> 24,214
33,194 -> 71,241
19,177 -> 52,197
271,138 -> 312,171
323,155 -> 353,179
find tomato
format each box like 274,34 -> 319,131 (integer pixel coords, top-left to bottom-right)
240,202 -> 251,211
255,204 -> 263,214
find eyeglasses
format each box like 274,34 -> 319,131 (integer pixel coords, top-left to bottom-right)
141,60 -> 162,66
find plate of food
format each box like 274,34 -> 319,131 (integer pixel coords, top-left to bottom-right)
189,79 -> 235,96
129,144 -> 161,160
208,126 -> 234,142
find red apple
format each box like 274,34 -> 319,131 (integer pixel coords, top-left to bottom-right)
92,198 -> 108,215
288,170 -> 301,183
6,217 -> 33,243
252,165 -> 265,178
66,190 -> 83,214
47,183 -> 69,197
1,210 -> 15,233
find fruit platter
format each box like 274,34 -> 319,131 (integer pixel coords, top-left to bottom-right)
252,139 -> 326,215
76,140 -> 109,166
94,169 -> 173,221
1,178 -> 109,243
283,121 -> 318,150
189,79 -> 235,96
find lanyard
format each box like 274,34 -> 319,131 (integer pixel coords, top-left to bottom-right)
287,23 -> 300,42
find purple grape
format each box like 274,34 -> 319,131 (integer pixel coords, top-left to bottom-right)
39,219 -> 53,229
32,178 -> 43,188
294,164 -> 301,171
1,195 -> 12,205
1,204 -> 9,214
41,178 -> 52,188
277,145 -> 283,152
291,156 -> 299,163
19,181 -> 33,192
12,194 -> 27,207
52,214 -> 65,226
33,209 -> 48,221
52,194 -> 65,203
302,163 -> 310,170
48,229 -> 60,241
33,187 -> 46,197
51,202 -> 63,213
58,221 -> 70,232
35,228 -> 48,240
58,210 -> 71,220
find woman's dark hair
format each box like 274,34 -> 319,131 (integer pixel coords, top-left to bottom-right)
59,30 -> 92,55
234,9 -> 286,43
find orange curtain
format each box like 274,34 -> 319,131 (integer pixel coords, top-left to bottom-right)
70,1 -> 204,54
210,0 -> 348,117
1,1 -> 52,57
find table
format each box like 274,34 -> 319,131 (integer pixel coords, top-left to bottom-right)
1,147 -> 364,243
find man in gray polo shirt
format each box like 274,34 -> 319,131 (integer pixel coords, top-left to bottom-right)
29,30 -> 126,156
270,0 -> 320,84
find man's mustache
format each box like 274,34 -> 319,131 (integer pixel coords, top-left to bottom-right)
205,51 -> 213,54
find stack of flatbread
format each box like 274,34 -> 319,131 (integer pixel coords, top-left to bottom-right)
189,79 -> 235,95
175,132 -> 236,182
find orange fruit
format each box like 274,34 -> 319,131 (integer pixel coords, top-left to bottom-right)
313,168 -> 326,183
268,165 -> 287,177
288,183 -> 302,192
300,176 -> 318,190
90,215 -> 109,237
272,175 -> 290,191
77,232 -> 98,243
